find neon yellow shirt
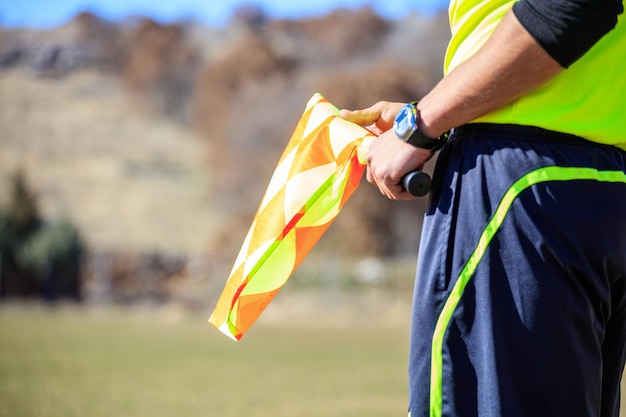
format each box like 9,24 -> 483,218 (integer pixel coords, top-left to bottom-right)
445,0 -> 626,150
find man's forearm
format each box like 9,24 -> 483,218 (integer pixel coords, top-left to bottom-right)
418,10 -> 563,138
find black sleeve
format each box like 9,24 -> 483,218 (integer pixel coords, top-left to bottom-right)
512,0 -> 624,68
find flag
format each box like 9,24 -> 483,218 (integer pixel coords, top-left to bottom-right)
209,93 -> 374,340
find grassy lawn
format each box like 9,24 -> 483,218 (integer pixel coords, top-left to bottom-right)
0,304 -> 410,417
2,303 -> 625,417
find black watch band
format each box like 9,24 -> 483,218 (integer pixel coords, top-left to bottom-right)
394,102 -> 448,152
406,128 -> 447,152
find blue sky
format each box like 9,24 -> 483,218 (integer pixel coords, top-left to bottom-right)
0,0 -> 448,28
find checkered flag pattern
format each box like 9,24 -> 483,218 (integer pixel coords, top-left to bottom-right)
209,93 -> 375,340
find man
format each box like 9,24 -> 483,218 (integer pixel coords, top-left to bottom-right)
341,0 -> 625,416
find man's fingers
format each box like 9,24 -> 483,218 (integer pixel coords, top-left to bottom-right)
367,166 -> 410,200
366,167 -> 375,185
339,108 -> 377,126
340,101 -> 389,126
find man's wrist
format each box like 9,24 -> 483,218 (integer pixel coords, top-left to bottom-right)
415,104 -> 438,140
393,102 -> 447,152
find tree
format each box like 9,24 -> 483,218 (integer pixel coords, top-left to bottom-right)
0,170 -> 84,300
6,169 -> 41,239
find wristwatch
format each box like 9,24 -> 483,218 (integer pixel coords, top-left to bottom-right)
393,102 -> 447,152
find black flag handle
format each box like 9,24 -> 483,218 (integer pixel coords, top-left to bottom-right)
402,170 -> 431,197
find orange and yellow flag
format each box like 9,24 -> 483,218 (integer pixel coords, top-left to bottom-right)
209,93 -> 374,340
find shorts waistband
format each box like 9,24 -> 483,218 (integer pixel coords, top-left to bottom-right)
451,123 -> 598,147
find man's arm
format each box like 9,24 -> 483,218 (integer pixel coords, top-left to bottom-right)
417,10 -> 563,140
342,10 -> 563,199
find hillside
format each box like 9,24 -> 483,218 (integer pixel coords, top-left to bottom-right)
0,7 -> 451,302
0,69 -> 217,255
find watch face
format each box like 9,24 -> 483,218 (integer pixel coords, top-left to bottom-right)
394,104 -> 417,141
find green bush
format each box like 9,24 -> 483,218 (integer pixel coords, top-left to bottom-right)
15,219 -> 83,277
0,170 -> 84,300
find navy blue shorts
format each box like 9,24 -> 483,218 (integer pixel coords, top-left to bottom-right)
408,124 -> 626,417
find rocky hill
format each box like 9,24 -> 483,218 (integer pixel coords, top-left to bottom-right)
0,7 -> 450,293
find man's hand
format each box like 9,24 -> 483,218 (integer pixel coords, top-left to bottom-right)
365,129 -> 434,200
341,101 -> 434,200
340,101 -> 404,136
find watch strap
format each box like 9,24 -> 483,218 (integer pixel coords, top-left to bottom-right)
406,129 -> 447,152
405,102 -> 448,152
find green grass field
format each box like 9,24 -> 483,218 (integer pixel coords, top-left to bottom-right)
0,304 -> 410,417
2,304 -> 625,417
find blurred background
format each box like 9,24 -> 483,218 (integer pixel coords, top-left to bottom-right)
6,2 -> 617,417
0,0 -> 451,315
0,1 -> 452,415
